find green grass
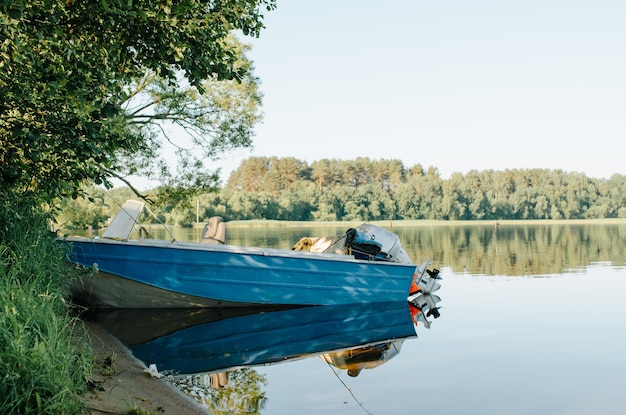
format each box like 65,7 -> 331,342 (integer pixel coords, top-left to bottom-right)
0,199 -> 90,414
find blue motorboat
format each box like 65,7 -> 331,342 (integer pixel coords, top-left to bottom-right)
62,200 -> 441,308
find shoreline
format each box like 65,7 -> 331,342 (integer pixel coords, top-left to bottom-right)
79,320 -> 208,415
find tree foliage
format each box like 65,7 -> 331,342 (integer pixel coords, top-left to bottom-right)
0,0 -> 274,204
60,158 -> 626,228
120,36 -> 263,200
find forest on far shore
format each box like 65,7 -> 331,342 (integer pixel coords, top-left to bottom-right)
57,157 -> 626,229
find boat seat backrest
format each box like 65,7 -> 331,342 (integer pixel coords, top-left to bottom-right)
201,217 -> 226,244
102,200 -> 145,240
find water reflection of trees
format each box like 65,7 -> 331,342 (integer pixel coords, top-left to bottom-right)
396,223 -> 626,276
172,368 -> 267,415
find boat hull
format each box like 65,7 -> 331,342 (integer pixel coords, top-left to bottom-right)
62,237 -> 416,308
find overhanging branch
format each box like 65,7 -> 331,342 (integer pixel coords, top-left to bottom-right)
103,168 -> 154,204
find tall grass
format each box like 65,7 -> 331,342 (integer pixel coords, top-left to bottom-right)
0,198 -> 89,414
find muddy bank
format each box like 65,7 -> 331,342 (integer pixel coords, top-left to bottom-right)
80,320 -> 208,415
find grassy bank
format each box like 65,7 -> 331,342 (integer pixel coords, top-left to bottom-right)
0,200 -> 90,414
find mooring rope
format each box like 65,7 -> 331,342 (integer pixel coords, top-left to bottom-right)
325,360 -> 374,415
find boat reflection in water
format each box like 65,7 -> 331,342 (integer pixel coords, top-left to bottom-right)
320,292 -> 442,378
92,293 -> 441,407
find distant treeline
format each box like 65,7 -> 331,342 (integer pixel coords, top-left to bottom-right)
58,157 -> 626,229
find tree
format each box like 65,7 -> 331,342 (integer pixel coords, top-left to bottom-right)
394,182 -> 419,219
410,168 -> 444,219
1,0 -> 276,204
59,157 -> 626,223
312,189 -> 342,221
56,187 -> 109,229
462,170 -> 489,220
441,173 -> 469,220
371,159 -> 405,191
260,157 -> 311,194
120,36 -> 264,199
311,159 -> 344,190
226,156 -> 272,191
276,181 -> 315,221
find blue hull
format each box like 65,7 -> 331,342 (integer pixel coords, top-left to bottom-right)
94,301 -> 417,375
63,237 -> 416,308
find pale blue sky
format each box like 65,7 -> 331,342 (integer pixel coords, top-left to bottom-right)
212,0 -> 626,182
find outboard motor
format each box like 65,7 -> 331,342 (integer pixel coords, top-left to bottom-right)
345,224 -> 412,263
344,224 -> 442,295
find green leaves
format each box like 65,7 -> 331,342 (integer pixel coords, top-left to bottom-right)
1,0 -> 274,206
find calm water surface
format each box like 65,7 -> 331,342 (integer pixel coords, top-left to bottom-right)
99,223 -> 626,414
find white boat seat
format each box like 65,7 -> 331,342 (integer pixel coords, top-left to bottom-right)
201,217 -> 226,244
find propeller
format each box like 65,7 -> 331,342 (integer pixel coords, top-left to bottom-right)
427,268 -> 442,280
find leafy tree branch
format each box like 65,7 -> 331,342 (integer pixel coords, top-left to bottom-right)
1,0 -> 274,205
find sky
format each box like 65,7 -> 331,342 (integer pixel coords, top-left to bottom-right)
149,0 -> 626,189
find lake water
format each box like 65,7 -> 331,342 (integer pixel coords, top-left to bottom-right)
94,222 -> 626,414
